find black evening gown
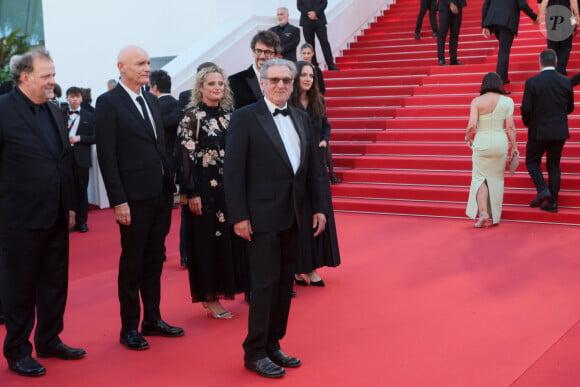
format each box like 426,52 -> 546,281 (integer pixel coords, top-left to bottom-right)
178,103 -> 245,302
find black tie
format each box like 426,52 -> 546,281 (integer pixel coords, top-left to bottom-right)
273,108 -> 289,116
136,96 -> 155,136
68,110 -> 79,115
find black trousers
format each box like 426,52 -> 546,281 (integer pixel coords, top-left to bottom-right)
243,224 -> 297,361
415,0 -> 438,34
73,164 -> 90,226
525,139 -> 566,203
491,25 -> 515,82
302,21 -> 335,67
118,194 -> 172,331
548,36 -> 573,76
179,204 -> 194,259
437,7 -> 462,62
0,221 -> 68,360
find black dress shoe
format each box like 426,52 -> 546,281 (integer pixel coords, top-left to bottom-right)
141,320 -> 184,337
530,188 -> 551,207
244,357 -> 286,378
268,350 -> 301,368
541,201 -> 558,213
414,32 -> 421,40
438,59 -> 446,66
327,63 -> 340,71
120,329 -> 149,350
294,277 -> 308,286
37,343 -> 86,360
78,224 -> 89,233
310,279 -> 325,287
449,60 -> 464,65
8,356 -> 46,377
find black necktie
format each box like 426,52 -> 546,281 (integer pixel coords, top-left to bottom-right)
68,110 -> 79,115
136,96 -> 155,136
273,108 -> 289,117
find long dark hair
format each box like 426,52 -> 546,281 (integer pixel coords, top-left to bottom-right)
290,61 -> 325,118
479,72 -> 508,95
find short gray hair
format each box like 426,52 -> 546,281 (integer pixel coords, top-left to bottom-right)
10,48 -> 52,85
259,58 -> 297,79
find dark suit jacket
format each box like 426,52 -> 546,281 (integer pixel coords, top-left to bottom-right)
298,0 -> 328,26
269,23 -> 301,61
158,94 -> 181,169
228,66 -> 262,109
224,99 -> 327,233
178,89 -> 192,111
521,69 -> 574,141
63,108 -> 96,169
0,89 -> 75,229
482,0 -> 537,35
95,84 -> 175,206
438,0 -> 467,10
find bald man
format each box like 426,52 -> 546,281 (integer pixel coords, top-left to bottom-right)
95,46 -> 184,351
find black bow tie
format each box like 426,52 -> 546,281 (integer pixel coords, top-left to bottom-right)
273,108 -> 289,117
68,110 -> 80,115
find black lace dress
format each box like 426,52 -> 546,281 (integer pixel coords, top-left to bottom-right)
178,103 -> 244,302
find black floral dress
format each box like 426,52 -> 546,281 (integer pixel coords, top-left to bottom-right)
178,103 -> 243,302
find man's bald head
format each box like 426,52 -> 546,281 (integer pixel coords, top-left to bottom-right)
117,45 -> 151,93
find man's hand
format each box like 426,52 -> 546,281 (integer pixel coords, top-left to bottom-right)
69,135 -> 80,145
115,203 -> 131,226
319,140 -> 328,148
68,210 -> 76,229
450,3 -> 459,14
188,196 -> 202,216
307,11 -> 318,20
234,220 -> 253,241
482,28 -> 491,39
312,213 -> 326,237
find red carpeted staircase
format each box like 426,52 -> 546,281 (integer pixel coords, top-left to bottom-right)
325,0 -> 580,225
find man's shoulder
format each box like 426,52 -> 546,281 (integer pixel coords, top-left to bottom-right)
229,66 -> 253,81
288,23 -> 300,32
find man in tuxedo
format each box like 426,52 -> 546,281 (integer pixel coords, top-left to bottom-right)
270,7 -> 301,61
521,49 -> 574,212
95,45 -> 184,351
297,0 -> 339,70
229,30 -> 281,109
64,87 -> 96,233
224,58 -> 327,378
482,0 -> 539,83
437,0 -> 467,65
0,49 -> 86,377
415,0 -> 439,40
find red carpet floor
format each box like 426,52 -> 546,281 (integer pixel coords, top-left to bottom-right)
1,209 -> 580,386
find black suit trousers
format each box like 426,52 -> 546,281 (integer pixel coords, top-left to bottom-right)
525,139 -> 566,202
118,194 -> 172,330
548,36 -> 573,76
0,222 -> 68,360
302,22 -> 335,67
491,25 -> 515,82
415,0 -> 438,34
243,224 -> 297,361
438,8 -> 462,62
73,164 -> 90,225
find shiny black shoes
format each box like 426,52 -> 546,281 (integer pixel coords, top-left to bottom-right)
268,350 -> 301,368
141,320 -> 184,337
245,357 -> 286,378
8,356 -> 46,377
37,343 -> 86,360
530,188 -> 552,207
120,329 -> 149,350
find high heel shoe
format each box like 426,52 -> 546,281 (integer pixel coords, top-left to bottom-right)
473,214 -> 491,228
294,276 -> 308,286
310,279 -> 325,287
202,302 -> 233,319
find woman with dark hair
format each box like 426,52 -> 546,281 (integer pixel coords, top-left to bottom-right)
178,65 -> 242,318
465,72 -> 518,227
289,60 -> 340,286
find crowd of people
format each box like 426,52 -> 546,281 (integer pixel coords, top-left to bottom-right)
0,1 -> 342,380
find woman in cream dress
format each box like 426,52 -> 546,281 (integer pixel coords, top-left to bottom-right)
465,73 -> 518,227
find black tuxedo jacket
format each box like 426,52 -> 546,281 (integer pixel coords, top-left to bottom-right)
438,0 -> 467,10
521,69 -> 574,141
224,99 -> 327,233
178,89 -> 192,110
228,66 -> 262,109
269,23 -> 301,61
63,108 -> 96,168
158,94 -> 181,167
298,0 -> 328,26
95,85 -> 175,206
0,89 -> 75,229
482,0 -> 537,35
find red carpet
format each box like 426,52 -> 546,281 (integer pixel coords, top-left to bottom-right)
1,208 -> 580,386
325,0 -> 580,225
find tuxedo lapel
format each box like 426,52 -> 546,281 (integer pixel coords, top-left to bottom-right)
255,101 -> 294,172
115,86 -> 157,141
12,92 -> 58,157
245,68 -> 263,102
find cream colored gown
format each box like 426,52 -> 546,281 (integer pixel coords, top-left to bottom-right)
466,95 -> 514,224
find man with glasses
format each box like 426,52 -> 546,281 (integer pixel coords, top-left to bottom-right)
225,58 -> 327,378
228,30 -> 281,109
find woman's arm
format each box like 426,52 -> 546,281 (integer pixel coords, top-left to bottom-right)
504,115 -> 518,156
465,99 -> 479,147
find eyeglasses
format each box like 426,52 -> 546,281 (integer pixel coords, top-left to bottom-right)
262,77 -> 294,86
253,48 -> 276,57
